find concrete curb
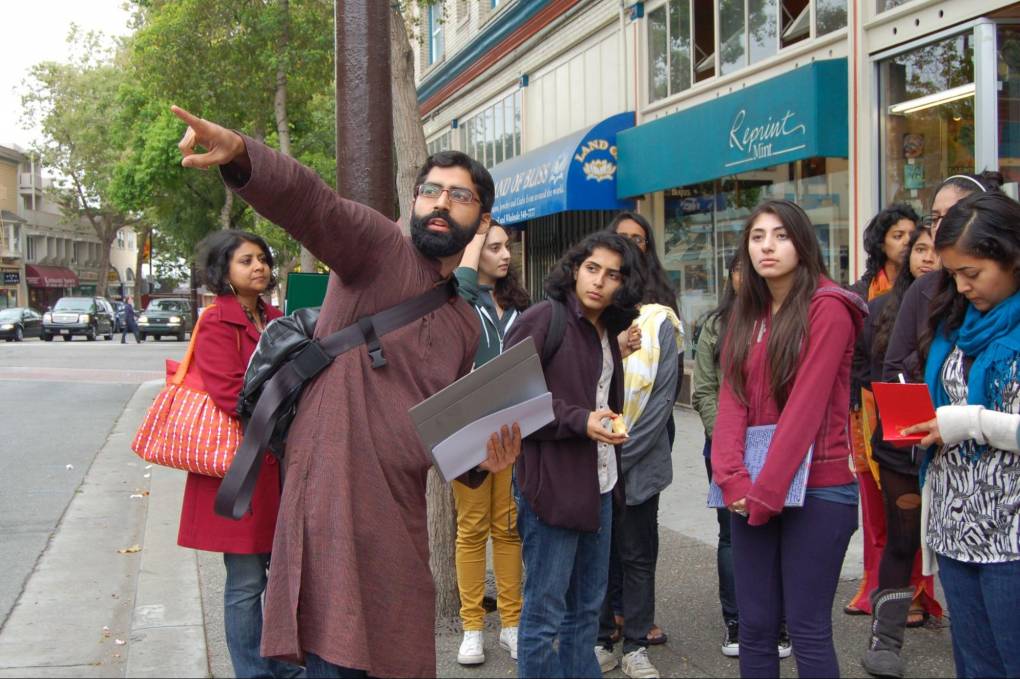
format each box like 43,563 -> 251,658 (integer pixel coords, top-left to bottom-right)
125,404 -> 208,679
0,380 -> 175,677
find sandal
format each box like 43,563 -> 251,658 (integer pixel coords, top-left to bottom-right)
906,606 -> 928,628
843,603 -> 867,616
645,625 -> 668,645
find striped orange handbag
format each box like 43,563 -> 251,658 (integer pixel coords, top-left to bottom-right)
131,307 -> 240,477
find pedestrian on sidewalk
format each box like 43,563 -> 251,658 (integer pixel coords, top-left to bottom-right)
505,232 -> 642,678
712,200 -> 867,678
175,229 -> 299,679
692,255 -> 793,661
855,225 -> 944,679
452,222 -> 529,666
900,192 -> 1020,678
844,204 -> 919,619
172,106 -> 521,679
595,213 -> 682,679
120,296 -> 141,343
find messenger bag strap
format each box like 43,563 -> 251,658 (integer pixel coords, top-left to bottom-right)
214,278 -> 458,520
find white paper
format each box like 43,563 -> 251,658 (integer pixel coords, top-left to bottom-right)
707,424 -> 814,509
431,392 -> 554,482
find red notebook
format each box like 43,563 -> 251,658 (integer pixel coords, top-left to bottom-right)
872,382 -> 937,446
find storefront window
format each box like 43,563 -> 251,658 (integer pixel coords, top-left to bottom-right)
879,32 -> 975,212
998,24 -> 1020,186
663,157 -> 849,349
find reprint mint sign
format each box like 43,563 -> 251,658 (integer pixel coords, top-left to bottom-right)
617,59 -> 848,197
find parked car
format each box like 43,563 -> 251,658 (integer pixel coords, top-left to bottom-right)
138,298 -> 193,341
42,297 -> 116,341
0,307 -> 44,342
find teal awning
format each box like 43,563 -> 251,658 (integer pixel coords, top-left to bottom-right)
617,59 -> 848,197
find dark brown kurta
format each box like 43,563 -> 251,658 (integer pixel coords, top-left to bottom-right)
225,139 -> 480,677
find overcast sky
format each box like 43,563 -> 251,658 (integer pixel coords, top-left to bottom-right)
1,0 -> 133,149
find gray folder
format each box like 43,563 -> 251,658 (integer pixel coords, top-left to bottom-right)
409,336 -> 549,466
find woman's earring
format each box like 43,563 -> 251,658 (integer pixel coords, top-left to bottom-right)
228,282 -> 238,296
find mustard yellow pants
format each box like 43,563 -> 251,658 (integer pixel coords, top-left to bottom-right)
451,466 -> 522,630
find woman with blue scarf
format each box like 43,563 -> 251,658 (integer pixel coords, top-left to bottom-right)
900,192 -> 1020,678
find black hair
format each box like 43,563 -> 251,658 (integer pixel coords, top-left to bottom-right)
927,192 -> 1020,345
414,150 -> 496,214
934,170 -> 1004,204
196,229 -> 277,295
487,222 -> 531,312
871,226 -> 931,368
606,211 -> 680,317
860,203 -> 920,287
543,231 -> 644,335
704,251 -> 742,364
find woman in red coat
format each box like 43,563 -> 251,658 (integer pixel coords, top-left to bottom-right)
177,229 -> 298,679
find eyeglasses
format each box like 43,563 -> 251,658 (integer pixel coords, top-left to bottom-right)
416,182 -> 479,205
921,214 -> 943,229
624,234 -> 648,247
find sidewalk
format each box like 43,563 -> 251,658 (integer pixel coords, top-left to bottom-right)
0,380 -> 207,678
0,393 -> 956,678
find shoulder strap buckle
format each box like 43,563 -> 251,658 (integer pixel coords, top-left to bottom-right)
357,317 -> 387,368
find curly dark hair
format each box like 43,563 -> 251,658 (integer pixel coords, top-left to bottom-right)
543,232 -> 644,335
859,203 -> 920,288
196,229 -> 278,295
414,150 -> 495,214
871,226 -> 931,366
487,223 -> 531,311
926,192 -> 1020,351
606,211 -> 680,317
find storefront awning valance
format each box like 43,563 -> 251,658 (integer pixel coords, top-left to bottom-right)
25,265 -> 79,288
617,59 -> 848,197
490,112 -> 635,226
0,210 -> 27,224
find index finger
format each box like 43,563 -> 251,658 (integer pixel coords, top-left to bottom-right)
170,105 -> 205,129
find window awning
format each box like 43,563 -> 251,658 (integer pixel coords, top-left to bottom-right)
0,210 -> 27,224
25,265 -> 79,288
617,59 -> 848,197
490,112 -> 635,226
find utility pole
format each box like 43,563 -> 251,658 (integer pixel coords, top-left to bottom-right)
335,0 -> 394,216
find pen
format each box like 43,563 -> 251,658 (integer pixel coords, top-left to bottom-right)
898,373 -> 907,384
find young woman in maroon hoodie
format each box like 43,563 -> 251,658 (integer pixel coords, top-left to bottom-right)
712,200 -> 868,678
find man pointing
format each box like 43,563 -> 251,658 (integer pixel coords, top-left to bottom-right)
172,105 -> 520,678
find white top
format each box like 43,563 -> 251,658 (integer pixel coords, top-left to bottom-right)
596,331 -> 618,495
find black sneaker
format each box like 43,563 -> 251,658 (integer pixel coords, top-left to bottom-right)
721,620 -> 739,657
778,626 -> 792,659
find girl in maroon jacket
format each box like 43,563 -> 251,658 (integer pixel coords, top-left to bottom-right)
712,200 -> 867,678
176,230 -> 297,679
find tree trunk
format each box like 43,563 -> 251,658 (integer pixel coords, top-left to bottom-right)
389,6 -> 460,620
426,467 -> 460,619
95,223 -> 115,298
134,225 -> 151,302
276,254 -> 299,309
390,5 -> 428,231
220,190 -> 234,229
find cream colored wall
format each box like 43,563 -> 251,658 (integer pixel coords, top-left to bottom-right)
0,162 -> 18,213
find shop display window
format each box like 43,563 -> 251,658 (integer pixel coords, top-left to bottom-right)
879,32 -> 975,212
998,24 -> 1020,187
662,157 -> 849,349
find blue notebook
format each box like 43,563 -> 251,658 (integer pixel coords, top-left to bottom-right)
707,424 -> 813,509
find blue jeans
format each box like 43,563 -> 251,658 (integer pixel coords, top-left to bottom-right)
937,555 -> 1020,678
223,553 -> 303,679
303,652 -> 367,678
517,490 -> 613,679
704,440 -> 738,624
731,496 -> 857,678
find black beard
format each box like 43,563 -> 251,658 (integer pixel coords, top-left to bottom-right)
410,209 -> 480,258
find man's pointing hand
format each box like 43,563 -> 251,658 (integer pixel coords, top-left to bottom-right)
171,105 -> 246,170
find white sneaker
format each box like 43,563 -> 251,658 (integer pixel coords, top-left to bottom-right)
457,630 -> 485,665
621,648 -> 660,678
594,645 -> 618,673
499,626 -> 518,660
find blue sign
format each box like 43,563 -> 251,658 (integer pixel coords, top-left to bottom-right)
490,112 -> 635,226
617,59 -> 848,197
3,272 -> 19,285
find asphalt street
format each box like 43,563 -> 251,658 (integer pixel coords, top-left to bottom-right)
0,338 -> 184,633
